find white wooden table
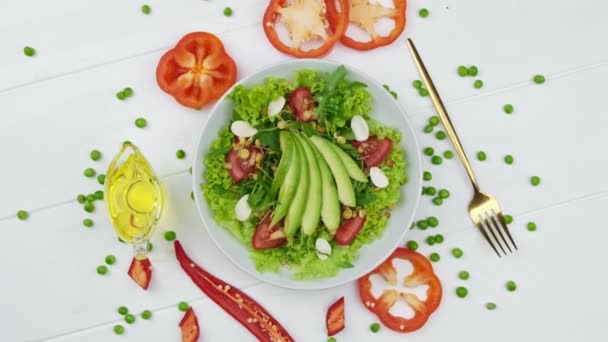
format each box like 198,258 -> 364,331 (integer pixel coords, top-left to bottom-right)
2,0 -> 607,341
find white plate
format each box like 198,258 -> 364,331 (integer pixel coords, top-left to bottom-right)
193,59 -> 422,290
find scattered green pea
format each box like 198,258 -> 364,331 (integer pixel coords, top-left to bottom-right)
429,116 -> 439,126
443,150 -> 454,159
412,80 -> 423,89
113,325 -> 125,335
189,167 -> 192,175
23,46 -> 36,57
486,302 -> 497,310
77,194 -> 86,203
123,87 -> 133,97
105,255 -> 116,265
423,171 -> 432,181
147,241 -> 153,252
125,314 -> 136,324
425,186 -> 437,196
504,154 -> 514,165
141,310 -> 152,320
418,8 -> 429,18
506,280 -> 517,291
419,88 -> 429,97
178,301 -> 189,312
438,189 -> 450,199
435,131 -> 447,140
426,235 -> 436,245
423,125 -> 434,133
83,218 -> 94,227
97,174 -> 106,185
432,197 -> 443,206
458,271 -> 470,280
176,149 -> 186,159
84,202 -> 95,213
456,286 -> 468,298
527,222 -> 537,231
530,176 -> 541,186
370,323 -> 381,333
406,240 -> 419,251
190,192 -> 194,200
474,79 -> 483,89
423,147 -> 434,156
141,4 -> 151,14
17,210 -> 29,220
327,337 -> 337,342
90,150 -> 102,161
390,91 -> 398,99
84,168 -> 96,177
118,306 -> 129,315
123,140 -> 132,146
452,248 -> 463,258
164,231 -> 177,241
427,216 -> 439,227
94,190 -> 104,200
504,214 -> 513,224
434,234 -> 444,244
417,220 -> 429,230
457,66 -> 468,77
135,118 -> 147,128
431,155 -> 443,165
430,252 -> 440,262
87,194 -> 95,202
224,7 -> 233,16
468,66 -> 479,76
97,265 -> 108,275
503,104 -> 514,114
533,74 -> 545,84
116,91 -> 126,100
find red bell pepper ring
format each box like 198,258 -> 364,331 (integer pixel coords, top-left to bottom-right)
326,296 -> 345,336
127,257 -> 152,290
174,241 -> 295,342
263,0 -> 350,58
179,307 -> 200,342
327,0 -> 407,51
358,247 -> 442,333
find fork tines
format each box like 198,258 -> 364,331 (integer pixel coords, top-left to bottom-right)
475,211 -> 518,257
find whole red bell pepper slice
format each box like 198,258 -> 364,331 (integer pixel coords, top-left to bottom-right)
263,0 -> 349,58
174,241 -> 294,342
156,32 -> 237,109
327,0 -> 407,51
359,247 -> 442,333
127,257 -> 152,290
179,307 -> 200,342
326,296 -> 345,336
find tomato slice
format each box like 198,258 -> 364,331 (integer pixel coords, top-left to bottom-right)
179,307 -> 200,342
335,215 -> 366,246
156,32 -> 237,109
253,215 -> 287,250
288,87 -> 316,121
127,257 -> 152,290
326,296 -> 345,336
263,0 -> 349,58
352,137 -> 393,168
327,0 -> 407,51
226,139 -> 264,183
359,248 -> 442,333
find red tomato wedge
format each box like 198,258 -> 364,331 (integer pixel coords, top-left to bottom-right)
263,0 -> 349,58
156,32 -> 237,109
352,137 -> 393,168
335,215 -> 366,246
253,215 -> 287,250
174,241 -> 295,342
127,257 -> 152,290
179,308 -> 200,342
288,87 -> 316,121
327,0 -> 407,51
326,297 -> 345,336
226,138 -> 264,183
359,248 -> 442,333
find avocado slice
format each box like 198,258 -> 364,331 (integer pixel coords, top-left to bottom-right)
298,135 -> 322,235
310,136 -> 356,207
283,135 -> 310,237
310,139 -> 341,233
328,143 -> 368,183
269,131 -> 294,198
271,132 -> 300,227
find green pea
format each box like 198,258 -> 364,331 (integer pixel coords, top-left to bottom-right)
468,66 -> 479,76
141,310 -> 152,320
84,202 -> 95,213
527,222 -> 537,231
419,8 -> 429,18
503,104 -> 514,114
83,218 -> 94,227
457,66 -> 468,77
135,118 -> 147,128
435,131 -> 447,140
77,194 -> 86,204
443,150 -> 454,159
84,168 -> 96,177
406,240 -> 419,251
113,325 -> 125,335
147,241 -> 154,252
474,79 -> 483,89
426,235 -> 436,245
427,216 -> 439,227
125,314 -> 136,324
533,74 -> 545,84
504,155 -> 514,165
190,192 -> 194,200
87,194 -> 95,202
224,7 -> 233,16
432,197 -> 443,206
164,231 -> 177,241
123,140 -> 132,146
23,46 -> 36,57
94,190 -> 104,200
431,155 -> 443,165
423,147 -> 434,156
456,286 -> 468,298
417,220 -> 429,230
123,87 -> 134,97
178,301 -> 189,312
97,265 -> 108,275
141,4 -> 151,14
17,210 -> 29,220
425,186 -> 436,196
506,280 -> 517,291
434,234 -> 444,243
412,80 -> 423,89
458,270 -> 470,280
429,116 -> 439,126
452,248 -> 463,258
438,189 -> 450,199
423,125 -> 434,133
118,306 -> 129,315
530,176 -> 541,186
476,151 -> 487,161
176,149 -> 186,159
97,174 -> 106,185
430,252 -> 440,262
327,338 -> 337,342
370,322 -> 381,333
486,302 -> 497,310
90,150 -> 102,161
423,171 -> 432,181
419,88 -> 429,97
390,91 -> 398,99
189,167 -> 192,175
105,255 -> 116,265
116,91 -> 126,100
504,214 -> 513,224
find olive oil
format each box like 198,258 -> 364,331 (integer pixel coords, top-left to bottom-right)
105,143 -> 163,257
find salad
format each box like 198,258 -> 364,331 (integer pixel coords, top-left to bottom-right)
202,66 -> 408,279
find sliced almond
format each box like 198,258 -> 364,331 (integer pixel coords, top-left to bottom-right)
231,121 -> 257,138
370,166 -> 389,188
351,115 -> 370,142
267,96 -> 286,117
234,194 -> 252,221
315,238 -> 332,260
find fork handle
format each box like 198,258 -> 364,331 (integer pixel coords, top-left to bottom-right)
406,39 -> 480,192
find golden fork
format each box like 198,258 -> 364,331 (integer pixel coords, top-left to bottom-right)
406,38 -> 517,257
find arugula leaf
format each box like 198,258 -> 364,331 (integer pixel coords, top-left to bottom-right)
356,188 -> 375,206
325,65 -> 347,90
256,129 -> 280,152
302,123 -> 315,137
336,261 -> 355,269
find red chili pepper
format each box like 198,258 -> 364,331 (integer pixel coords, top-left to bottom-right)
174,241 -> 295,342
326,296 -> 345,336
179,307 -> 200,342
127,257 -> 152,290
